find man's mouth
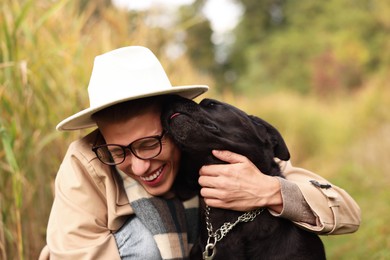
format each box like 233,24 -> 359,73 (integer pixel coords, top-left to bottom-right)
140,165 -> 164,182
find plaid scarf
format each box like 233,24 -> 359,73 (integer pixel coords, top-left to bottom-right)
117,169 -> 199,260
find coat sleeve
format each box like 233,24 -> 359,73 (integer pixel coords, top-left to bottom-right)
44,135 -> 132,259
278,160 -> 361,235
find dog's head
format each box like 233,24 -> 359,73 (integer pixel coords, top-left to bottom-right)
161,95 -> 290,197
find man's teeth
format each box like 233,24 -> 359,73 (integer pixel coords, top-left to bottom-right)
141,167 -> 163,182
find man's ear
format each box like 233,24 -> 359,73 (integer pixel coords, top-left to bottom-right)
249,115 -> 290,161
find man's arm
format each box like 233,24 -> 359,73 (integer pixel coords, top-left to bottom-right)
44,135 -> 132,259
199,150 -> 361,235
276,160 -> 361,234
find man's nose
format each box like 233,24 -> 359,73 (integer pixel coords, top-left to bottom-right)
127,155 -> 151,176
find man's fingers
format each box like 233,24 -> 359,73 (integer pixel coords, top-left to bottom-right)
212,150 -> 247,164
200,187 -> 230,204
198,175 -> 215,187
199,150 -> 247,176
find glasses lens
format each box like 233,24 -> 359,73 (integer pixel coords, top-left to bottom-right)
94,133 -> 164,165
132,137 -> 162,159
96,145 -> 126,165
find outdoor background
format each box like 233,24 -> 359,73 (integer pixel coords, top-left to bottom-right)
1,0 -> 389,259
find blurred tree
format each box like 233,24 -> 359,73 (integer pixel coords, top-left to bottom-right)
225,0 -> 390,96
177,0 -> 217,88
225,0 -> 286,92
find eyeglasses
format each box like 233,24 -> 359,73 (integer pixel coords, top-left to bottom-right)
92,130 -> 166,165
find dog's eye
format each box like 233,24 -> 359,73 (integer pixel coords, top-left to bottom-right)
207,101 -> 216,107
200,99 -> 220,109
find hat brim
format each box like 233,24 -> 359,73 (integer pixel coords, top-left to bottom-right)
56,85 -> 208,131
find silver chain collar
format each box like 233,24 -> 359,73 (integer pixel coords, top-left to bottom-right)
202,205 -> 264,259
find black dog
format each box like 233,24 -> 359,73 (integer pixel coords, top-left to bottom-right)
161,95 -> 326,260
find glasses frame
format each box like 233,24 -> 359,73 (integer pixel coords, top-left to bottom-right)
92,130 -> 166,166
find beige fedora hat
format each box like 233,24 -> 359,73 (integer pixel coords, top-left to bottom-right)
56,46 -> 208,131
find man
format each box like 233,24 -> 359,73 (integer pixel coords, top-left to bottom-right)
40,46 -> 360,259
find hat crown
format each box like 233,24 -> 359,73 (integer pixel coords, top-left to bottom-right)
88,46 -> 172,107
56,46 -> 208,131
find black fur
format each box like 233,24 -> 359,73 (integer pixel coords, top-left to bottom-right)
161,95 -> 326,260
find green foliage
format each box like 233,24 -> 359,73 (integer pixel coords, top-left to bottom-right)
178,0 -> 216,74
228,0 -> 390,95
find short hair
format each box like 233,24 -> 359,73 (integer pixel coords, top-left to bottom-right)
91,95 -> 171,125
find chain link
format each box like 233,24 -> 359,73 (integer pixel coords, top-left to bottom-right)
205,205 -> 264,244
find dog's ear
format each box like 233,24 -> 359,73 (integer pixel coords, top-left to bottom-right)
249,115 -> 290,161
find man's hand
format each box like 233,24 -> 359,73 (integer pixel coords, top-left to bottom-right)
198,150 -> 283,213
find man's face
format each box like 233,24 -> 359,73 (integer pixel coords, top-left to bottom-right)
98,108 -> 181,197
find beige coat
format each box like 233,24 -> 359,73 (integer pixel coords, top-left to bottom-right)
40,130 -> 361,259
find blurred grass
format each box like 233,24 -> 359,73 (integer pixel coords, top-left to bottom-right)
0,1 -> 214,258
1,0 -> 389,259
